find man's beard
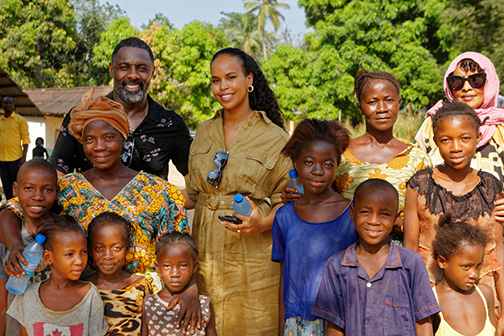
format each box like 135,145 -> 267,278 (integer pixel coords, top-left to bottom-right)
115,78 -> 147,104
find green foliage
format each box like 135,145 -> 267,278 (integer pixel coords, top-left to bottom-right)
141,13 -> 173,30
92,17 -> 139,75
70,0 -> 125,86
267,0 -> 455,123
0,0 -> 124,88
245,0 -> 289,32
141,21 -> 228,129
219,12 -> 262,60
442,0 -> 504,94
0,0 -> 77,87
263,44 -> 353,122
245,0 -> 290,59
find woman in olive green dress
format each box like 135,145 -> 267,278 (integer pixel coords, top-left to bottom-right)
184,48 -> 292,336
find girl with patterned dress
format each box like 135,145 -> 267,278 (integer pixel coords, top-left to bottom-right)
85,212 -> 153,336
142,232 -> 216,336
403,102 -> 504,333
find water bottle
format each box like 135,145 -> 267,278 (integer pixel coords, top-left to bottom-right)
233,194 -> 252,216
288,169 -> 304,194
6,234 -> 46,295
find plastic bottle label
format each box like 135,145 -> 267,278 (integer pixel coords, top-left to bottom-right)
20,262 -> 37,276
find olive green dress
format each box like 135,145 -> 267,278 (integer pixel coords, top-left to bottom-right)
185,110 -> 292,335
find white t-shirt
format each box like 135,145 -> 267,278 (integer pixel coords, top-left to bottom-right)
7,280 -> 108,336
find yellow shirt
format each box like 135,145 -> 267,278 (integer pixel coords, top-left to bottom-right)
185,110 -> 292,336
334,142 -> 431,212
0,112 -> 30,161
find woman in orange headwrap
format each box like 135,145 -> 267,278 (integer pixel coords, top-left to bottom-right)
62,88 -> 190,272
5,88 -> 190,273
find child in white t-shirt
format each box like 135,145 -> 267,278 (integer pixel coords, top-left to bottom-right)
7,214 -> 108,336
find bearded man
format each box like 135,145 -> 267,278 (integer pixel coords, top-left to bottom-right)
50,37 -> 192,179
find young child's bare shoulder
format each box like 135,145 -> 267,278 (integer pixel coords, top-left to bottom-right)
477,283 -> 495,306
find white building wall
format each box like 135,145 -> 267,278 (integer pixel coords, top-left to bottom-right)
25,116 -> 47,159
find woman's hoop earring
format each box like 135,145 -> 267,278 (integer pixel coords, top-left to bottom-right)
247,85 -> 254,93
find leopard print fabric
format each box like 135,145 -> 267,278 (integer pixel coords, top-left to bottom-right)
99,275 -> 153,335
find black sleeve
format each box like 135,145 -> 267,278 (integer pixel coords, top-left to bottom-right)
49,109 -> 92,174
171,114 -> 193,176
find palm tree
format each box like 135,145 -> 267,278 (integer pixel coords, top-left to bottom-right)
221,12 -> 263,59
244,0 -> 290,59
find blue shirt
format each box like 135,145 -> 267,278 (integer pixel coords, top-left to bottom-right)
271,202 -> 358,320
313,241 -> 441,335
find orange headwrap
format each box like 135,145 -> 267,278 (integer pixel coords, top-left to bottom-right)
69,88 -> 129,142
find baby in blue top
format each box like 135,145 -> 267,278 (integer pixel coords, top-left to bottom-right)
312,179 -> 440,335
272,119 -> 358,335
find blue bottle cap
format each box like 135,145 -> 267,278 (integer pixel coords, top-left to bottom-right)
289,169 -> 298,178
234,194 -> 244,203
35,234 -> 46,244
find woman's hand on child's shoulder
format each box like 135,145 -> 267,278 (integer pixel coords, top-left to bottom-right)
165,278 -> 202,335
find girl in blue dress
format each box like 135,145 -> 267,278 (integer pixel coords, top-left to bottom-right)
271,119 -> 358,336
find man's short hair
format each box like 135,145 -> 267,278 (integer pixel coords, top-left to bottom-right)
111,37 -> 154,64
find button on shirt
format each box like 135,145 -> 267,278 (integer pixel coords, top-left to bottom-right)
313,241 -> 440,335
0,112 -> 30,161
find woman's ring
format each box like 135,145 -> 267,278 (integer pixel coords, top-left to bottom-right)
237,229 -> 241,233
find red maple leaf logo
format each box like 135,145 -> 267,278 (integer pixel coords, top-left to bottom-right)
47,329 -> 62,336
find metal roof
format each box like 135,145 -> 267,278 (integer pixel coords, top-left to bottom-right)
0,67 -> 41,117
23,86 -> 113,116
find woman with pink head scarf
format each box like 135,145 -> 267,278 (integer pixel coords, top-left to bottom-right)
415,52 -> 504,183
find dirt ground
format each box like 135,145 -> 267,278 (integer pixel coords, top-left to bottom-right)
167,161 -> 194,229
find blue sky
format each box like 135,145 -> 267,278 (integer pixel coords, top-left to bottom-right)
100,0 -> 310,37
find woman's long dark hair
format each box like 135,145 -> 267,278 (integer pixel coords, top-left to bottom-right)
212,48 -> 284,129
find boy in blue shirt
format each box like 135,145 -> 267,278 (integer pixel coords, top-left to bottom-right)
312,179 -> 440,335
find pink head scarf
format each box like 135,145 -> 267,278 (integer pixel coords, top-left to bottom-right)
425,51 -> 504,148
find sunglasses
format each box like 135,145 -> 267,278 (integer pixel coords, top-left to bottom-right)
120,135 -> 135,167
206,151 -> 229,187
446,73 -> 486,91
